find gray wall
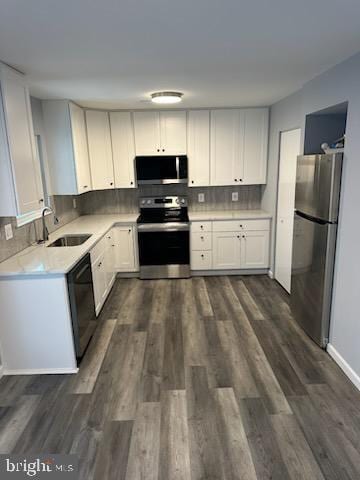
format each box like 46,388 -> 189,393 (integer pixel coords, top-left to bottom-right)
262,51 -> 360,379
0,98 -> 79,263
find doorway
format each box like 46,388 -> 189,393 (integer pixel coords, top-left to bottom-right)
275,128 -> 301,293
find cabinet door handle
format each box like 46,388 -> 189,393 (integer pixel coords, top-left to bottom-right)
200,225 -> 204,230
237,235 -> 240,239
39,198 -> 44,203
200,236 -> 204,240
191,180 -> 194,184
110,182 -> 113,186
98,262 -> 102,267
201,254 -> 204,258
128,229 -> 131,233
240,224 -> 243,228
157,149 -> 160,152
240,179 -> 243,182
130,181 -> 134,185
83,185 -> 88,189
242,235 -> 246,239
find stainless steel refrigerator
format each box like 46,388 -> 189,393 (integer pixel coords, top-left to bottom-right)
291,153 -> 343,348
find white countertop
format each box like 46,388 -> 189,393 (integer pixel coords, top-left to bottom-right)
0,214 -> 138,278
0,210 -> 271,277
188,209 -> 272,221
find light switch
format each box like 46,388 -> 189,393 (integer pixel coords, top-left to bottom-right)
232,192 -> 239,202
4,223 -> 13,240
198,193 -> 205,203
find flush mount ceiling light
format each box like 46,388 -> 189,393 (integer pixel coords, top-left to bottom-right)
151,91 -> 183,104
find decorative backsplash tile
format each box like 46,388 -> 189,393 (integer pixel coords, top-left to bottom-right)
78,185 -> 262,215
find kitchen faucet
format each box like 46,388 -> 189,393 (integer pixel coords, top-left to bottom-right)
39,207 -> 59,243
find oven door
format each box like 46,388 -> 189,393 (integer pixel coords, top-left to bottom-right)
136,155 -> 188,185
138,224 -> 190,279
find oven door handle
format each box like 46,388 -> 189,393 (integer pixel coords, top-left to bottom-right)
137,223 -> 190,232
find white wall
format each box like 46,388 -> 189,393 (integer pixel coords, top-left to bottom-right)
263,51 -> 360,381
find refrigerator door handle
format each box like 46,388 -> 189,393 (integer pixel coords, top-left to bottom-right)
295,209 -> 332,225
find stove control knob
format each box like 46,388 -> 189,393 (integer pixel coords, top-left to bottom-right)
180,198 -> 186,204
141,200 -> 146,205
147,200 -> 152,205
175,198 -> 180,204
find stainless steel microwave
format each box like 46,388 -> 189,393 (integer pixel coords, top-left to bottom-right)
135,155 -> 188,185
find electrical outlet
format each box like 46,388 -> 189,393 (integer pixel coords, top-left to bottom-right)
73,198 -> 77,209
232,192 -> 239,202
4,223 -> 13,240
198,193 -> 205,203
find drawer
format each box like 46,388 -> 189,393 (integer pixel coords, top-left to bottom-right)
191,232 -> 212,251
191,221 -> 212,232
212,219 -> 270,232
191,250 -> 212,270
90,235 -> 108,264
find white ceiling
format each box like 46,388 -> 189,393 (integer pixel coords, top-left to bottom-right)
0,0 -> 360,109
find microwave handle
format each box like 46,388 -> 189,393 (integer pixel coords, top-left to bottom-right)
176,156 -> 180,180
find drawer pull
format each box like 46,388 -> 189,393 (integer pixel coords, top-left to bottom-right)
201,254 -> 204,258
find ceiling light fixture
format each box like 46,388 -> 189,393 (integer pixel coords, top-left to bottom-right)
151,91 -> 183,104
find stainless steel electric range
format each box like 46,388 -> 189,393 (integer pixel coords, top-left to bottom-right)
137,196 -> 190,279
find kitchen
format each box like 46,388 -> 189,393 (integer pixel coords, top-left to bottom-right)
0,1 -> 360,478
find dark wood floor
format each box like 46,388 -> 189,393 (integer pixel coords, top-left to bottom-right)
1,275 -> 360,479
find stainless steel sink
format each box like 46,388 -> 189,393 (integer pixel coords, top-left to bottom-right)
47,234 -> 92,247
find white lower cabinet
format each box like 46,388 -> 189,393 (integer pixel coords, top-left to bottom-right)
113,226 -> 137,272
90,225 -> 138,315
92,251 -> 108,314
212,232 -> 241,269
191,219 -> 270,272
240,230 -> 270,268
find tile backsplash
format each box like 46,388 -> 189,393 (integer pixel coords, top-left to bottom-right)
0,196 -> 79,263
78,185 -> 262,215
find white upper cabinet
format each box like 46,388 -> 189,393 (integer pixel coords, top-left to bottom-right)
242,108 -> 268,184
210,108 -> 268,186
133,110 -> 186,156
159,111 -> 187,155
0,64 -> 44,216
109,112 -> 136,188
133,111 -> 161,155
210,109 -> 244,186
42,100 -> 92,195
187,110 -> 210,186
85,110 -> 114,190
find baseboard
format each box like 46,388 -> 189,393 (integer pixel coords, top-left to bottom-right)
3,367 -> 79,376
116,272 -> 139,278
191,269 -> 269,277
327,343 -> 360,391
268,269 -> 274,279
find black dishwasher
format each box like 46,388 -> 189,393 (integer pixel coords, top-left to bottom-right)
67,253 -> 97,359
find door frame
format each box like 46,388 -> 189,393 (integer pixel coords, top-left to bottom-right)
274,127 -> 302,293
